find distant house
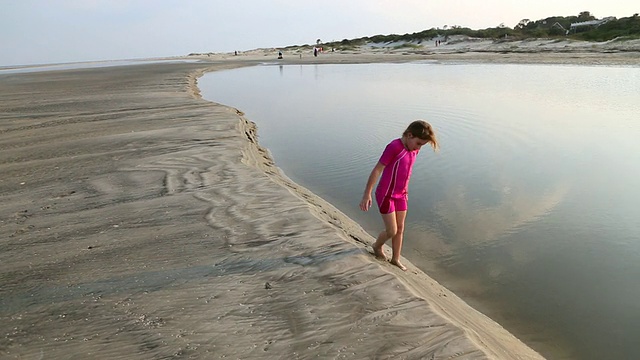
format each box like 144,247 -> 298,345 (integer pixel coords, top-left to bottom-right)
570,17 -> 615,32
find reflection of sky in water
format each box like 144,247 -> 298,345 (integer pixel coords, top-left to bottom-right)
199,63 -> 640,359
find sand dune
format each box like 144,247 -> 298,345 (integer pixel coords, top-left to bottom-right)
189,36 -> 640,67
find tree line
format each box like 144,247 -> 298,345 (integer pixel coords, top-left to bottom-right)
318,11 -> 640,49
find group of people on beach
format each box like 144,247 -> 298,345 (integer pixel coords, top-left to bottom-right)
360,120 -> 438,271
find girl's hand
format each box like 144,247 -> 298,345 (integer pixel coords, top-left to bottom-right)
360,195 -> 372,211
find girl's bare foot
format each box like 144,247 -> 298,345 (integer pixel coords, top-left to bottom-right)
390,259 -> 407,271
372,244 -> 388,261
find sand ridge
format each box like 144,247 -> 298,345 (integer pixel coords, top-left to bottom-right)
0,58 -> 549,358
188,36 -> 640,66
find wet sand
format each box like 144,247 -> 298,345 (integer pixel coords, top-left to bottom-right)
3,50 -> 623,358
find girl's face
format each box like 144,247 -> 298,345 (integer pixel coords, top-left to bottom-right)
405,134 -> 430,151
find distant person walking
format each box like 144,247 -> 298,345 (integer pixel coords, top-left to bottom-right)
359,120 -> 439,270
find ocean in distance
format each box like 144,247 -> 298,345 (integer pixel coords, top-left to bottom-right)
199,62 -> 640,360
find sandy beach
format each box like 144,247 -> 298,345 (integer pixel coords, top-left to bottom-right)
2,41 -> 637,358
189,36 -> 640,66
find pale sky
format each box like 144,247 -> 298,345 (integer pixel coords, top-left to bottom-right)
1,0 -> 638,66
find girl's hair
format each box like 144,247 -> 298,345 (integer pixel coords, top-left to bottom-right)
403,120 -> 439,151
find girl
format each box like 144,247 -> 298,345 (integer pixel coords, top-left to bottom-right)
359,120 -> 439,270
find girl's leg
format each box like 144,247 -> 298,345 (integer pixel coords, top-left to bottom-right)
390,211 -> 407,271
372,212 -> 397,260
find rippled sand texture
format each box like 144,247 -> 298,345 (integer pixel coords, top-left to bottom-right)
0,60 -> 543,359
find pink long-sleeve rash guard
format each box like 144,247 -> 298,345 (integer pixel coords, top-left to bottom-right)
375,138 -> 418,199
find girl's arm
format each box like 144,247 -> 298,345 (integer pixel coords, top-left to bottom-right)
360,162 -> 385,211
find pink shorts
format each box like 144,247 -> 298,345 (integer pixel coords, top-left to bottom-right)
375,193 -> 408,214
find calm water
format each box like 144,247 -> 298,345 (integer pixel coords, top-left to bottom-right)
0,59 -> 200,75
199,62 -> 640,360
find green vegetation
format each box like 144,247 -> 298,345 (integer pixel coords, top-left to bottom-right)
320,11 -> 640,50
576,13 -> 640,41
394,43 -> 422,49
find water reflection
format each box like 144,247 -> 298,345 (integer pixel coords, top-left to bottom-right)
433,181 -> 568,249
199,63 -> 640,360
